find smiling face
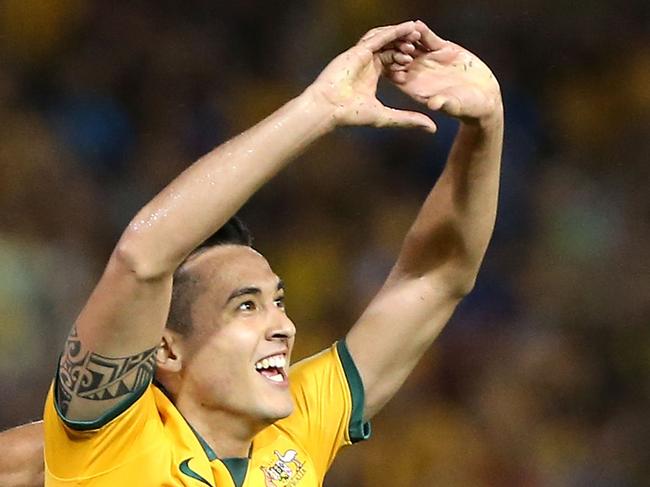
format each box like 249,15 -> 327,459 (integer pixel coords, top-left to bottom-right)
173,244 -> 296,424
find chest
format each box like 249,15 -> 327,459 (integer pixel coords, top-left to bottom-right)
242,444 -> 315,487
172,439 -> 319,487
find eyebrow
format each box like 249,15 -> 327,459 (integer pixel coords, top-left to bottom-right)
226,280 -> 284,303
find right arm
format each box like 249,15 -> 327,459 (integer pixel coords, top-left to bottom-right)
58,21 -> 435,422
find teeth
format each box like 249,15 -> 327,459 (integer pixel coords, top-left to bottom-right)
254,354 -> 286,371
267,373 -> 283,383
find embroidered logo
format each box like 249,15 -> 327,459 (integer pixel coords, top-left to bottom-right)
259,449 -> 306,487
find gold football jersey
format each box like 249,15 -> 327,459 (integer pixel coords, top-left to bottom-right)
44,341 -> 370,486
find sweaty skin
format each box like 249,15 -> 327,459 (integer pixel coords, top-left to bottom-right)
1,19 -> 502,486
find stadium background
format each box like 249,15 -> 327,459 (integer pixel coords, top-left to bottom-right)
0,0 -> 648,485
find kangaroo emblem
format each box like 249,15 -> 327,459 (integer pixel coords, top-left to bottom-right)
259,449 -> 306,486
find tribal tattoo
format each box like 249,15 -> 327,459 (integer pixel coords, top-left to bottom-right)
57,326 -> 157,416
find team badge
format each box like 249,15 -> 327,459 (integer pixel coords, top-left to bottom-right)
259,449 -> 306,486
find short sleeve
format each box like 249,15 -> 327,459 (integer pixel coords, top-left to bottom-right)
276,340 -> 371,479
43,381 -> 166,482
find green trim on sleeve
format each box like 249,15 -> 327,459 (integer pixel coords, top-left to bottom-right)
221,458 -> 249,487
52,363 -> 151,431
336,340 -> 371,443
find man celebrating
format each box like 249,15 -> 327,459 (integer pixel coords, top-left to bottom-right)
0,20 -> 502,486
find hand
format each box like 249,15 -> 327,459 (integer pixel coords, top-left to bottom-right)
382,21 -> 502,125
307,21 -> 437,133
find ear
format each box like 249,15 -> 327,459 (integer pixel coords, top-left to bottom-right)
156,330 -> 184,374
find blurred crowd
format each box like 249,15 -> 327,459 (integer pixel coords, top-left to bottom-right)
1,0 -> 648,485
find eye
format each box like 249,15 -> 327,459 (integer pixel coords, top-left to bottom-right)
237,300 -> 256,312
274,296 -> 285,310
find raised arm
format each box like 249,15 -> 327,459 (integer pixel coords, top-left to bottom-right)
58,21 -> 436,422
346,21 -> 504,419
0,422 -> 44,487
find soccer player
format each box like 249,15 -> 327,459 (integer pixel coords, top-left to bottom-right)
0,20 -> 502,486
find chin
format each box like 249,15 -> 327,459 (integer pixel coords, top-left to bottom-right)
261,400 -> 294,424
276,402 -> 294,420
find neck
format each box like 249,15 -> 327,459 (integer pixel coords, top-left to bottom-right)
174,393 -> 268,458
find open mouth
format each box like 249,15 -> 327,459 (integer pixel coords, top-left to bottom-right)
254,354 -> 288,385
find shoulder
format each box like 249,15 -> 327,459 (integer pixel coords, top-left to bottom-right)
43,382 -> 170,480
289,341 -> 361,398
285,340 -> 370,443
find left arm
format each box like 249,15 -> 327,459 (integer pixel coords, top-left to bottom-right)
346,21 -> 503,420
0,421 -> 44,487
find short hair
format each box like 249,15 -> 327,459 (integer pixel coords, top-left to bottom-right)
165,216 -> 253,336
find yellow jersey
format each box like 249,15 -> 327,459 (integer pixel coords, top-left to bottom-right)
44,340 -> 370,486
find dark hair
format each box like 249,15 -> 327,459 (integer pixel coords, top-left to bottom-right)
165,216 -> 253,336
196,215 -> 253,249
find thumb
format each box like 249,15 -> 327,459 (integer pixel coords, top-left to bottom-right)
376,106 -> 437,133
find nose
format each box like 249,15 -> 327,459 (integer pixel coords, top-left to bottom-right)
267,310 -> 296,341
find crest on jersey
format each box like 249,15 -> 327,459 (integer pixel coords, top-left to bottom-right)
259,449 -> 306,487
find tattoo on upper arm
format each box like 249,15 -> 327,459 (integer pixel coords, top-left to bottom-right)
57,326 -> 157,416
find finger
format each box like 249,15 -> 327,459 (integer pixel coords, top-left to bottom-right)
384,40 -> 417,54
404,30 -> 422,43
395,41 -> 416,54
394,52 -> 413,64
389,71 -> 408,84
377,49 -> 413,68
414,20 -> 447,51
377,49 -> 396,67
389,63 -> 408,71
360,21 -> 417,52
412,44 -> 429,57
362,24 -> 420,44
360,25 -> 390,42
377,106 -> 437,133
